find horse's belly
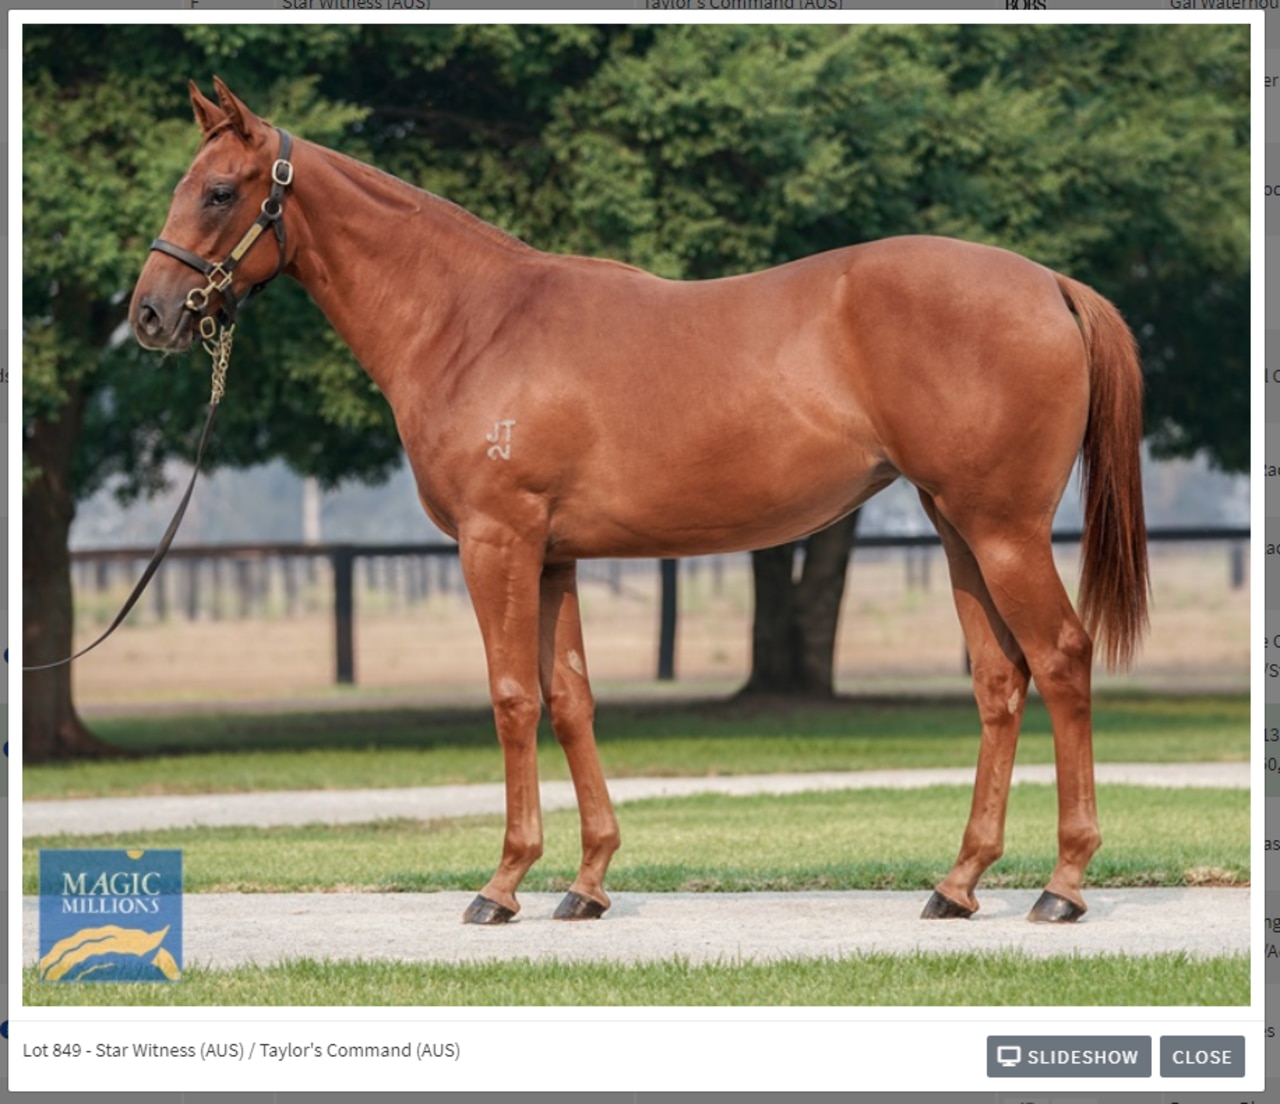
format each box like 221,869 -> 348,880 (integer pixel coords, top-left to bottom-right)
546,447 -> 897,560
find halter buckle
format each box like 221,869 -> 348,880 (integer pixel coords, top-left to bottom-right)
185,286 -> 211,313
207,262 -> 233,291
272,158 -> 294,187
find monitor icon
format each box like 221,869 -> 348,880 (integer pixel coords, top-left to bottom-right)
996,1046 -> 1022,1068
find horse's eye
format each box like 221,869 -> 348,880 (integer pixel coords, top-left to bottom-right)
207,186 -> 235,208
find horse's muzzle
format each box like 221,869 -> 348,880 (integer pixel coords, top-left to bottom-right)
131,293 -> 198,352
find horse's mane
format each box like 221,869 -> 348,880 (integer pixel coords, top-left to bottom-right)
197,123 -> 534,254
311,140 -> 535,255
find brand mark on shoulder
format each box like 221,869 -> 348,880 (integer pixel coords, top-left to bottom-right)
486,420 -> 516,461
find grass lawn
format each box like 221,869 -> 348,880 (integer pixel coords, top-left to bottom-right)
22,785 -> 1248,894
23,692 -> 1249,799
22,951 -> 1249,1006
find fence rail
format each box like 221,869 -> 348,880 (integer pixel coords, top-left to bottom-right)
69,527 -> 1250,686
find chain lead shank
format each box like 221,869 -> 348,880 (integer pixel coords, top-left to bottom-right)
205,324 -> 234,404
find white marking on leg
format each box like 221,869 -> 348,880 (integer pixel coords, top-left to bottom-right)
1007,688 -> 1021,715
566,649 -> 585,676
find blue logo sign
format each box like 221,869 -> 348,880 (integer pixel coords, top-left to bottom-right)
39,850 -> 182,982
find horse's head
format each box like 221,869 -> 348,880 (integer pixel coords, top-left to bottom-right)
130,79 -> 294,351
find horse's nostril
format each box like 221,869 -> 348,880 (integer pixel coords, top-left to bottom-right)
137,300 -> 161,336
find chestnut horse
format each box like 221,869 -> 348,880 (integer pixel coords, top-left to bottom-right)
131,80 -> 1147,926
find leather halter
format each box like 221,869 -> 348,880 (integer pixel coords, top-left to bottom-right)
149,128 -> 294,339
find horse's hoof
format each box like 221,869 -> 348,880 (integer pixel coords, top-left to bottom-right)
920,890 -> 975,920
1028,890 -> 1086,923
462,894 -> 516,925
553,891 -> 607,920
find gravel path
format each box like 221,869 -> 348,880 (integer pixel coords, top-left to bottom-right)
22,887 -> 1249,968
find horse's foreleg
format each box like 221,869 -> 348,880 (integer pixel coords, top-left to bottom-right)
958,527 -> 1100,923
917,495 -> 1031,920
458,530 -> 546,925
539,562 -> 619,920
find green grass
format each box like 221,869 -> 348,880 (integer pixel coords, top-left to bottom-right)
24,693 -> 1248,799
22,785 -> 1248,894
21,951 -> 1249,1006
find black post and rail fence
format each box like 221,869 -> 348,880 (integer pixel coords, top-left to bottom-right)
67,527 -> 1249,686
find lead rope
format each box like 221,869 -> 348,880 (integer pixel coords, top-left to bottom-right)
23,339 -> 232,672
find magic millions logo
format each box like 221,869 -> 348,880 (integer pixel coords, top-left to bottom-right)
39,850 -> 182,982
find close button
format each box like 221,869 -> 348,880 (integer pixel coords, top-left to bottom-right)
1159,1035 -> 1245,1077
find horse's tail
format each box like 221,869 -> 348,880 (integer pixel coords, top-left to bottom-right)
1054,272 -> 1149,670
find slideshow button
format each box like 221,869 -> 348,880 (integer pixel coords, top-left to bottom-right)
987,1036 -> 1152,1077
1159,1036 -> 1245,1077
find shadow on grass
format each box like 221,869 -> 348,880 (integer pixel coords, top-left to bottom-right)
79,690 -> 1247,759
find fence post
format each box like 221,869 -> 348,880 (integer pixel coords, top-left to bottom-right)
184,560 -> 201,621
211,558 -> 226,620
1230,542 -> 1245,590
657,558 -> 678,681
151,563 -> 168,622
332,546 -> 356,685
234,559 -> 253,618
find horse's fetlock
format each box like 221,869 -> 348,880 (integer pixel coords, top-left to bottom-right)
596,825 -> 622,858
976,842 -> 1004,870
1060,820 -> 1102,867
962,832 -> 1004,872
1079,826 -> 1103,861
504,831 -> 544,868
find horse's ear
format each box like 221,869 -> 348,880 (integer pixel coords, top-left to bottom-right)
212,76 -> 265,144
189,81 -> 226,135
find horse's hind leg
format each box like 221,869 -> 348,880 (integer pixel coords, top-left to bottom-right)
917,493 -> 1031,920
941,510 -> 1100,923
539,562 -> 620,919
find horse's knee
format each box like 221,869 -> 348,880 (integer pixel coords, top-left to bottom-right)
491,678 -> 541,740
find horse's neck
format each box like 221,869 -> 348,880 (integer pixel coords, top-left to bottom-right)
286,139 -> 534,394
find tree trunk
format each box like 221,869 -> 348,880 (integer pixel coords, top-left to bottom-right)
23,387 -> 118,762
740,511 -> 860,698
